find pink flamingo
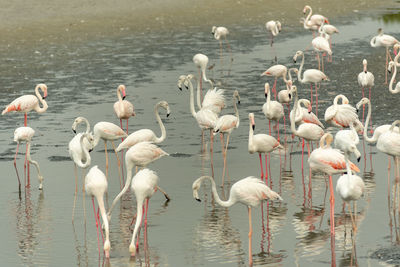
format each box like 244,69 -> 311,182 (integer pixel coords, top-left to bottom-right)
293,50 -> 329,117
302,5 -> 329,37
2,83 -> 48,126
129,168 -> 159,256
85,166 -> 110,258
290,98 -> 324,128
213,90 -> 240,184
193,53 -> 214,104
265,20 -> 281,47
107,141 -> 169,222
260,64 -> 289,99
13,127 -> 44,192
116,101 -> 170,152
388,57 -> 400,94
192,175 -> 282,267
262,82 -> 284,139
334,121 -> 361,162
377,120 -> 400,182
290,86 -> 324,169
370,28 -> 400,84
211,26 -> 232,63
113,84 -> 135,134
309,133 -> 360,235
248,113 -> 283,183
312,22 -> 332,72
357,59 -> 375,124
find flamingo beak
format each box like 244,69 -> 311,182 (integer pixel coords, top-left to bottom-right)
167,112 -> 170,118
89,148 -> 93,153
364,71 -> 367,73
265,93 -> 268,98
308,105 -> 312,113
178,85 -> 182,91
73,129 -> 76,134
122,95 -> 126,100
252,124 -> 255,130
238,100 -> 241,104
357,156 -> 361,162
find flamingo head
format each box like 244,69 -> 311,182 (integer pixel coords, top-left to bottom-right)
249,113 -> 255,130
378,28 -> 383,35
159,100 -> 171,118
303,5 -> 310,14
72,117 -> 87,134
264,82 -> 270,98
260,70 -> 270,77
129,244 -> 136,257
355,97 -> 369,113
293,51 -> 302,63
362,59 -> 368,73
277,21 -> 282,32
177,75 -> 186,90
193,53 -> 209,70
233,90 -> 240,104
211,26 -> 217,34
38,83 -> 48,99
192,180 -> 202,202
324,19 -> 330,24
388,61 -> 395,74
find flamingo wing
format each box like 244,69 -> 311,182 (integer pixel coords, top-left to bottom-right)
202,88 -> 225,113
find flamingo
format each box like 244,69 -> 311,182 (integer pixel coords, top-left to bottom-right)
192,175 -> 282,267
290,98 -> 324,128
113,84 -> 135,134
312,21 -> 332,71
2,83 -> 48,126
13,127 -> 44,192
85,166 -> 110,258
116,101 -> 170,152
356,97 -> 400,145
265,20 -> 281,47
262,82 -> 284,139
336,156 -> 365,232
107,141 -> 169,222
193,53 -> 214,104
211,26 -> 232,63
248,113 -> 283,183
370,28 -> 400,84
309,133 -> 360,235
69,131 -> 94,222
290,86 -> 324,169
388,60 -> 400,94
302,5 -> 329,36
358,59 -> 375,124
184,74 -> 225,115
93,121 -> 127,180
293,50 -> 329,117
129,168 -> 159,257
377,120 -> 400,180
324,94 -> 363,132
260,64 -> 289,99
334,121 -> 361,162
213,90 -> 240,184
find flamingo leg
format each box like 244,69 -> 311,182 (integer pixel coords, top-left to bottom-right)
329,175 -> 335,235
82,168 -> 87,224
259,153 -> 264,179
369,87 -> 373,134
13,143 -> 21,193
92,197 -> 101,257
276,120 -> 280,142
386,47 -> 389,85
24,113 -> 27,127
224,134 -> 231,182
265,154 -> 269,184
248,207 -> 253,267
317,53 -> 321,71
111,141 -> 123,189
301,139 -> 305,169
315,83 -> 319,118
269,120 -> 271,136
104,141 -> 109,178
72,164 -> 78,223
310,83 -> 313,110
347,202 -> 357,232
219,40 -> 223,69
144,198 -> 149,229
273,79 -> 277,100
126,119 -> 129,135
210,129 -> 214,178
156,186 -> 170,201
220,133 -> 226,185
224,36 -> 233,62
120,120 -> 125,184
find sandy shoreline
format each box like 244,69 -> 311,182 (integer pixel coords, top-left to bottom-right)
0,0 -> 395,48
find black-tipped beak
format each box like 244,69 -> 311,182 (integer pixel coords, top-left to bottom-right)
178,86 -> 182,91
344,171 -> 348,174
308,110 -> 312,114
288,93 -> 291,99
42,96 -> 47,99
185,85 -> 188,90
293,60 -> 296,63
265,93 -> 268,98
215,129 -> 219,133
252,125 -> 255,130
167,113 -> 170,118
357,157 -> 361,162
356,108 -> 359,113
388,70 -> 392,74
89,149 -> 93,153
122,96 -> 126,100
238,100 -> 241,104
73,129 -> 76,134
364,71 -> 367,74
196,198 -> 201,202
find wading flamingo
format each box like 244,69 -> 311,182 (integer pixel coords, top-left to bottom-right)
2,83 -> 48,126
113,84 -> 135,134
261,64 -> 290,99
116,101 -> 170,152
192,175 -> 282,267
377,120 -> 400,183
312,21 -> 332,72
336,155 -> 365,232
211,26 -> 232,63
85,166 -> 110,258
129,168 -> 159,257
213,90 -> 240,184
262,82 -> 284,139
358,59 -> 375,125
309,133 -> 360,235
334,121 -> 361,162
388,59 -> 400,94
370,28 -> 399,84
193,53 -> 214,104
266,20 -> 281,47
13,127 -> 44,192
290,98 -> 324,128
302,5 -> 329,37
107,141 -> 169,222
248,113 -> 283,183
293,50 -> 329,117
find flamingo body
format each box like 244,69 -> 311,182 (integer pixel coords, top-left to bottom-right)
113,84 -> 135,120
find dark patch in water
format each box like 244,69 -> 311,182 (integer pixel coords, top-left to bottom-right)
48,155 -> 71,161
370,246 -> 400,265
169,152 -> 192,158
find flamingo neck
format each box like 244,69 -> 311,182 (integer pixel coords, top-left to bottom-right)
130,196 -> 145,255
79,133 -> 91,168
117,86 -> 123,102
97,194 -> 110,254
233,95 -> 240,128
290,91 -> 299,135
248,119 -> 254,149
389,62 -> 400,94
154,103 -> 166,143
200,66 -> 213,90
26,141 -> 44,189
34,85 -> 48,114
197,176 -> 236,207
370,36 -> 378,47
187,77 -> 198,118
362,99 -> 376,143
303,7 -> 312,29
195,73 -> 202,109
297,53 -> 305,82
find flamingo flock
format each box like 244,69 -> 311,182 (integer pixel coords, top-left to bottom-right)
2,4 -> 400,267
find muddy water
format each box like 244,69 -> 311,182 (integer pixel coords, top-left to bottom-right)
1,0 -> 400,266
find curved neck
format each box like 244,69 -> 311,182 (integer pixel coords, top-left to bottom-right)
97,195 -> 110,249
200,66 -> 213,90
290,92 -> 299,135
154,103 -> 167,143
81,118 -> 91,134
26,141 -> 44,189
370,36 -> 377,47
34,86 -> 48,113
363,99 -> 376,143
79,134 -> 91,168
108,161 -> 134,217
297,53 -> 305,82
131,196 -> 145,250
194,75 -> 202,109
389,63 -> 399,93
272,23 -> 279,36
197,176 -> 235,207
304,7 -> 312,29
249,119 -> 254,147
233,96 -> 239,127
188,77 -> 198,117
117,86 -> 123,101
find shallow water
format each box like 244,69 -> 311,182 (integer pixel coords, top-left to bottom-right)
1,1 -> 400,267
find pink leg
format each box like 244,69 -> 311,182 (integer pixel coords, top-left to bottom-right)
362,87 -> 365,123
144,199 -> 149,229
269,120 -> 271,136
310,84 -> 313,109
199,69 -> 203,104
210,129 -> 214,178
328,175 -> 335,235
276,121 -> 280,142
92,197 -> 101,257
369,87 -> 373,134
273,79 -> 277,100
120,119 -> 125,184
13,143 -> 21,192
265,154 -> 268,184
24,145 -> 27,187
315,83 -> 318,118
283,109 -> 286,140
24,113 -> 27,127
259,153 -> 264,179
301,139 -> 305,170
126,119 -> 129,135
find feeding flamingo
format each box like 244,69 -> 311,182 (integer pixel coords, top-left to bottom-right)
2,83 -> 48,126
116,101 -> 170,152
85,166 -> 110,258
293,50 -> 329,117
262,82 -> 284,139
107,141 -> 169,222
13,127 -> 44,192
260,64 -> 290,99
248,113 -> 283,183
193,53 -> 214,104
309,133 -> 360,235
113,84 -> 135,134
129,168 -> 159,257
334,121 -> 361,162
192,175 -> 282,267
388,58 -> 400,94
211,26 -> 232,63
290,98 -> 324,128
370,28 -> 400,84
213,90 -> 240,185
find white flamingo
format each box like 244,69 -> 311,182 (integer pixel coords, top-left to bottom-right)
262,82 -> 284,139
265,20 -> 281,46
113,84 -> 135,134
211,26 -> 232,63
